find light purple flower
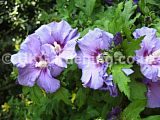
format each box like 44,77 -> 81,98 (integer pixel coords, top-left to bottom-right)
35,20 -> 79,68
134,27 -> 160,81
76,28 -> 117,96
11,20 -> 79,93
144,79 -> 160,108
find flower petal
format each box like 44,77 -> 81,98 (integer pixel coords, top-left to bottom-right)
49,64 -> 64,77
37,69 -> 60,93
41,44 -> 56,62
65,28 -> 80,42
133,27 -> 157,39
59,40 -> 77,60
20,34 -> 41,56
82,64 -> 104,89
18,64 -> 40,86
52,56 -> 67,68
35,25 -> 53,44
11,52 -> 33,68
146,81 -> 160,108
48,20 -> 74,45
141,65 -> 158,81
78,28 -> 113,55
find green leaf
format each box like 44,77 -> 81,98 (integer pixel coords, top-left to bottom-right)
23,85 -> 46,103
76,88 -> 86,108
30,85 -> 46,103
108,1 -> 140,34
85,106 -> 99,119
74,0 -> 85,10
122,37 -> 143,56
52,87 -> 71,105
112,64 -> 132,98
84,0 -> 96,16
22,86 -> 30,94
121,100 -> 146,120
74,0 -> 96,16
142,115 -> 160,120
130,80 -> 147,101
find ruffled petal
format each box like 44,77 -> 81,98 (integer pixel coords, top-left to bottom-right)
40,44 -> 56,62
20,34 -> 41,56
37,69 -> 60,93
18,64 -> 40,86
48,20 -> 74,45
11,52 -> 33,68
78,28 -> 113,55
146,81 -> 160,108
82,64 -> 104,89
100,75 -> 118,97
81,67 -> 92,85
53,56 -> 67,68
35,25 -> 53,44
76,51 -> 88,69
59,40 -> 77,60
141,65 -> 158,81
49,64 -> 64,77
133,27 -> 157,39
65,28 -> 80,42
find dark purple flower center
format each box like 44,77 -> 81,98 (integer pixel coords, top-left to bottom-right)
96,51 -> 111,65
35,55 -> 48,68
53,41 -> 62,54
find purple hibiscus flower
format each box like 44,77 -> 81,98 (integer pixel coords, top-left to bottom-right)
76,28 -> 117,97
144,79 -> 160,108
11,20 -> 79,93
35,20 -> 79,68
133,27 -> 160,81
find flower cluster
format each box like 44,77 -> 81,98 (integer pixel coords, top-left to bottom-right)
11,20 -> 160,108
11,20 -> 121,97
11,20 -> 79,93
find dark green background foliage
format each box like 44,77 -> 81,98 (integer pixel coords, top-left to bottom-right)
0,0 -> 160,119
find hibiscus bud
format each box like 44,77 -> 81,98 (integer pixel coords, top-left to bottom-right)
104,0 -> 113,5
107,107 -> 121,120
133,0 -> 138,4
113,32 -> 123,46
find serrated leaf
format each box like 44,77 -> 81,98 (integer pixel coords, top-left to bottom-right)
130,80 -> 147,101
122,37 -> 143,56
121,100 -> 146,120
109,1 -> 140,34
112,64 -> 132,98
